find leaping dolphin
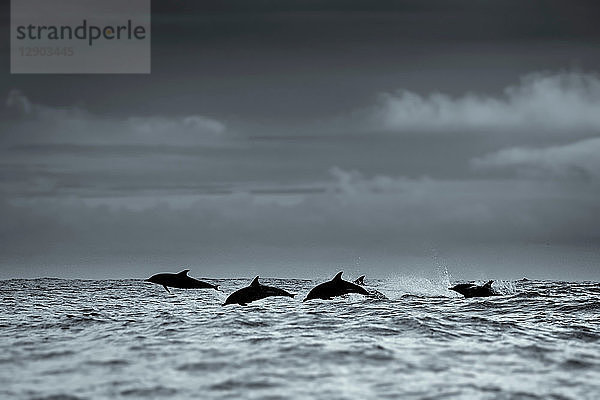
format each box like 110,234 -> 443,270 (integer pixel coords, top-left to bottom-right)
222,276 -> 296,306
449,280 -> 497,298
303,271 -> 369,302
145,269 -> 219,293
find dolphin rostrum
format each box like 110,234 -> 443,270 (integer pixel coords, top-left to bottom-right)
449,280 -> 497,298
222,276 -> 296,306
145,269 -> 219,293
303,271 -> 369,302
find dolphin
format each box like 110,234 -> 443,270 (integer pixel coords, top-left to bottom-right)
303,271 -> 369,302
222,276 -> 296,306
353,275 -> 365,285
145,269 -> 219,293
449,280 -> 498,298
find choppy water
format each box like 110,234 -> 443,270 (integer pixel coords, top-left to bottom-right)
1,276 -> 599,399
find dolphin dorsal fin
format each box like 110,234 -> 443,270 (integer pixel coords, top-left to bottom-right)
177,269 -> 190,276
333,271 -> 343,281
251,276 -> 260,287
484,280 -> 494,287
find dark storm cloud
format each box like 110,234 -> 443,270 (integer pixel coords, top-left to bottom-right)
2,0 -> 600,121
2,1 -> 600,278
2,71 -> 600,279
4,71 -> 600,202
152,0 -> 600,42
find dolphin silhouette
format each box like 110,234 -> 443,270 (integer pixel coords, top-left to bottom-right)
353,275 -> 365,285
145,269 -> 219,293
222,276 -> 296,306
303,271 -> 369,302
449,280 -> 497,298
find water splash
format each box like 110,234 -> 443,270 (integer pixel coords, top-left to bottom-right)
380,266 -> 455,299
492,280 -> 517,295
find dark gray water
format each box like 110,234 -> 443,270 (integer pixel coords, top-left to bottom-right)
1,277 -> 599,399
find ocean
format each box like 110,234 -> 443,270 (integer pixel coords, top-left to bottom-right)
1,276 -> 599,399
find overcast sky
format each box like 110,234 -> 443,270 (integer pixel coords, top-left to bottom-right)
1,1 -> 599,280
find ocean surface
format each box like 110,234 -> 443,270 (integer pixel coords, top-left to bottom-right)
1,275 -> 599,399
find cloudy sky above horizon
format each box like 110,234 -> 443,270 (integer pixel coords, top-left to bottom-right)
1,1 -> 599,280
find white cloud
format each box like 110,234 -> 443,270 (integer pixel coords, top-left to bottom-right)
2,90 -> 226,146
472,137 -> 600,180
374,71 -> 600,133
